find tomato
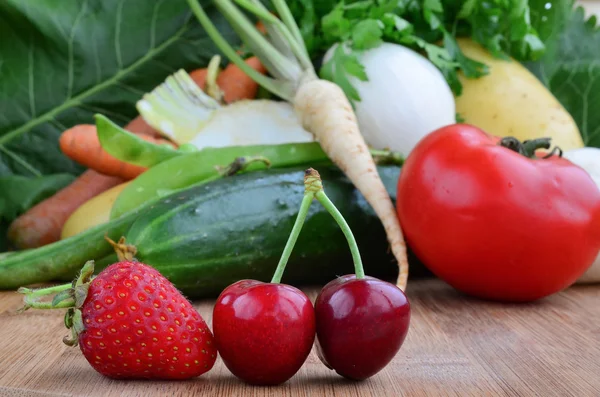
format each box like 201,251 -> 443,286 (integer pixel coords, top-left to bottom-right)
396,124 -> 600,302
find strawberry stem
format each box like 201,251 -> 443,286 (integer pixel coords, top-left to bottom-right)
18,261 -> 95,347
19,283 -> 74,310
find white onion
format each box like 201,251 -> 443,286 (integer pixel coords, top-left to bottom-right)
323,43 -> 456,157
563,147 -> 600,284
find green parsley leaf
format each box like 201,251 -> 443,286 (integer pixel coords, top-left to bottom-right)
352,19 -> 384,49
322,3 -> 352,42
291,0 -> 544,101
319,43 -> 368,102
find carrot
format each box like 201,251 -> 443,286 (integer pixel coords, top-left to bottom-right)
123,116 -> 162,138
7,115 -> 170,250
59,124 -> 175,180
189,68 -> 209,91
217,56 -> 267,103
7,170 -> 124,250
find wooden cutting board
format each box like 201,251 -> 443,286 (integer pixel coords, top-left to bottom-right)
1,280 -> 599,397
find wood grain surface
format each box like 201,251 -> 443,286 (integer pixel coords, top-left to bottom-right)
1,280 -> 599,397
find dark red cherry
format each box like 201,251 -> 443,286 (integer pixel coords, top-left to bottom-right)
314,275 -> 410,380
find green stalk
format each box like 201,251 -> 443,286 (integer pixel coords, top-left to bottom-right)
233,0 -> 313,70
187,0 -> 315,101
214,0 -> 301,81
19,283 -> 74,310
186,0 -> 291,99
271,0 -> 307,54
271,167 -> 368,284
306,169 -> 365,279
270,193 -> 314,284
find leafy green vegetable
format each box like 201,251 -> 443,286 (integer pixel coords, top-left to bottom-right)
455,0 -> 545,61
0,174 -> 75,222
526,1 -> 600,147
288,0 -> 546,100
0,0 -> 236,230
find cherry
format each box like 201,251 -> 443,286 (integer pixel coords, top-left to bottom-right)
212,173 -> 319,385
315,275 -> 410,380
213,280 -> 315,385
300,168 -> 411,380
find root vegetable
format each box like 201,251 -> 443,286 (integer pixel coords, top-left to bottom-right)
59,124 -> 175,180
186,0 -> 409,289
8,170 -> 124,249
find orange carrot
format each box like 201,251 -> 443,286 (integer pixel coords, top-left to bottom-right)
217,56 -> 267,103
8,58 -> 266,250
7,116 -> 168,250
189,68 -> 209,91
59,124 -> 176,180
7,170 -> 124,249
124,116 -> 162,138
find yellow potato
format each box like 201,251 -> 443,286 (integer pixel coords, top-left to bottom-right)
61,182 -> 131,239
455,38 -> 584,151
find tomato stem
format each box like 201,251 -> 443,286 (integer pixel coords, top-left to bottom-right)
499,136 -> 561,159
270,192 -> 314,284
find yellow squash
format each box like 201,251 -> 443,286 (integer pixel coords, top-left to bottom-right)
61,182 -> 131,239
454,38 -> 584,151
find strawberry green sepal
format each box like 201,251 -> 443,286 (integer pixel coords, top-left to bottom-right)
18,260 -> 96,347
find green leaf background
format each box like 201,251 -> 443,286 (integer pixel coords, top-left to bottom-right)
526,0 -> 600,147
0,0 -> 237,242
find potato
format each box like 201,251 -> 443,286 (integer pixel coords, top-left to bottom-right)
61,182 -> 130,239
454,38 -> 584,151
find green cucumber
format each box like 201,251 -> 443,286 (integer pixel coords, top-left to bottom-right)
110,165 -> 427,299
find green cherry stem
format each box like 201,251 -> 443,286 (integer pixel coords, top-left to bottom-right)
306,168 -> 365,279
270,192 -> 314,284
314,190 -> 365,279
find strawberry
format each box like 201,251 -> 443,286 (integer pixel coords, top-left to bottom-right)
19,259 -> 217,380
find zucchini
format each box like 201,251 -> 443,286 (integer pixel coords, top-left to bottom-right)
107,165 -> 428,299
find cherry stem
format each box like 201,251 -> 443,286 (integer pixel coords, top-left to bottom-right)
314,190 -> 365,279
270,192 -> 314,284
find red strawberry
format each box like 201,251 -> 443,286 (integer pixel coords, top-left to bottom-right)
20,259 -> 217,380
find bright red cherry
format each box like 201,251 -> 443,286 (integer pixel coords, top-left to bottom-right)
212,279 -> 315,385
315,275 -> 410,380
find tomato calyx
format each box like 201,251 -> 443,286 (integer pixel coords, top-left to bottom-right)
498,136 -> 563,159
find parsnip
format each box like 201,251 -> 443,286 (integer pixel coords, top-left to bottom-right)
186,0 -> 410,289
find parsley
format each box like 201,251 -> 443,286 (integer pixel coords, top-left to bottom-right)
287,0 -> 545,101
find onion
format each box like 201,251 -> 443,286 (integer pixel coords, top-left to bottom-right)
323,43 -> 456,156
563,147 -> 600,284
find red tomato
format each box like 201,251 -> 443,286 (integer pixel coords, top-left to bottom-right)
396,124 -> 600,302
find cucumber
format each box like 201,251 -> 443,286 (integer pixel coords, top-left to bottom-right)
112,165 -> 429,299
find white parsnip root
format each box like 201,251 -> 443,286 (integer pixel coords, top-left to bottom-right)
295,79 -> 409,289
187,0 -> 410,290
